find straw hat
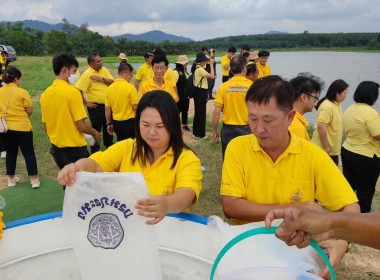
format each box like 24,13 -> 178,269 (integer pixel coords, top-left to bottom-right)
119,53 -> 128,60
176,55 -> 189,65
250,51 -> 259,60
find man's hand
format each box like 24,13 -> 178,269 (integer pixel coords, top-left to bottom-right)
92,130 -> 102,145
90,75 -> 103,82
213,131 -> 220,144
135,196 -> 169,225
318,239 -> 348,279
85,101 -> 98,108
107,124 -> 114,136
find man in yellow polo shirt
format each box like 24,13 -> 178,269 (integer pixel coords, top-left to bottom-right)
257,50 -> 271,78
135,51 -> 153,92
289,73 -> 324,141
212,55 -> 252,159
221,46 -> 236,83
75,52 -> 114,153
220,75 -> 360,279
140,54 -> 178,102
41,53 -> 101,186
105,63 -> 138,141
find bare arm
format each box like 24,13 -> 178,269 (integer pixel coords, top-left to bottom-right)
105,106 -> 114,136
78,89 -> 97,108
135,79 -> 141,91
25,107 -> 33,117
135,188 -> 196,225
212,106 -> 222,144
132,104 -> 137,111
57,158 -> 103,186
76,118 -> 101,144
90,75 -> 114,86
317,123 -> 330,154
205,58 -> 215,79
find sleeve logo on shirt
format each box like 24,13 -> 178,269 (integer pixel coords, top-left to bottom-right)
87,213 -> 124,249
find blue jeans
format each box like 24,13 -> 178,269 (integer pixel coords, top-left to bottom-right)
221,124 -> 251,160
3,130 -> 38,176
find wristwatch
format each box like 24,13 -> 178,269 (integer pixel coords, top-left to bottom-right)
107,122 -> 112,125
102,77 -> 105,82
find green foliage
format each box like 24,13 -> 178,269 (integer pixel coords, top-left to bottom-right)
42,30 -> 68,54
6,31 -> 31,54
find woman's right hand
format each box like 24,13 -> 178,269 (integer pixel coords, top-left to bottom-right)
57,163 -> 81,186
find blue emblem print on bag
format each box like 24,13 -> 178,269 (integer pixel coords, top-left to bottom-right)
87,213 -> 124,249
77,197 -> 134,220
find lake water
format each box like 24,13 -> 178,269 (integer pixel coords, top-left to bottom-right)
111,52 -> 380,124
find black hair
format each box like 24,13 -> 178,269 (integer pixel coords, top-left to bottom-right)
353,81 -> 380,106
2,67 -> 22,83
118,63 -> 133,75
132,90 -> 191,169
153,48 -> 165,56
246,75 -> 294,113
208,49 -> 215,55
228,46 -> 236,53
230,55 -> 247,74
258,50 -> 270,57
87,52 -> 99,64
289,72 -> 324,100
152,54 -> 169,67
315,79 -> 348,110
242,52 -> 250,58
201,47 -> 208,52
52,53 -> 79,76
241,44 -> 250,51
246,63 -> 257,76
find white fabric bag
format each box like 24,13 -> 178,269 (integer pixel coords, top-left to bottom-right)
63,171 -> 162,280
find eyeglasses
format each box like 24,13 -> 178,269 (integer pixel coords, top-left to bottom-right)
304,92 -> 319,101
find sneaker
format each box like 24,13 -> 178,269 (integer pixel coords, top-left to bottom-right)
8,176 -> 19,187
31,178 -> 40,189
183,126 -> 192,132
1,151 -> 6,158
192,135 -> 208,140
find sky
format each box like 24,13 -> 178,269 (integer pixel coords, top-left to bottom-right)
2,0 -> 380,41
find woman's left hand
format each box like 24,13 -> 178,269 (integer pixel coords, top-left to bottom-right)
135,196 -> 169,225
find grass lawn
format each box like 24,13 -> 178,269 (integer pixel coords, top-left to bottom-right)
0,56 -> 379,279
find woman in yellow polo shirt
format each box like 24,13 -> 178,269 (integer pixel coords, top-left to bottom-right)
58,90 -> 202,225
341,81 -> 380,213
0,67 -> 40,188
311,79 -> 348,165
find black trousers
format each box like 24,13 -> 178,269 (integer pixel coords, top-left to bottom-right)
2,130 -> 38,176
87,104 -> 113,153
113,118 -> 135,142
341,146 -> 380,213
207,79 -> 215,98
177,97 -> 190,125
50,144 -> 89,170
221,124 -> 251,160
193,88 -> 208,138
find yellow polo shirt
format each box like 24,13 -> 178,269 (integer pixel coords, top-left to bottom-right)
343,103 -> 380,158
147,67 -> 177,86
214,76 -> 252,125
140,78 -> 178,101
90,139 -> 202,202
221,133 -> 358,225
311,100 -> 343,155
194,66 -> 209,89
289,111 -> 310,141
257,63 -> 271,78
0,83 -> 32,131
135,63 -> 151,85
0,56 -> 5,71
221,55 -> 231,76
105,78 -> 138,121
75,66 -> 113,104
41,79 -> 87,148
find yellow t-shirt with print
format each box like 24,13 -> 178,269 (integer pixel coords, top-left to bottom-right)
147,67 -> 177,86
105,78 -> 139,121
75,66 -> 114,104
135,63 -> 151,85
220,133 -> 358,225
221,55 -> 231,76
311,100 -> 343,155
343,103 -> 380,158
41,79 -> 87,148
214,76 -> 252,125
140,78 -> 178,101
0,83 -> 32,131
194,66 -> 208,89
289,111 -> 310,141
257,63 -> 271,78
90,139 -> 202,202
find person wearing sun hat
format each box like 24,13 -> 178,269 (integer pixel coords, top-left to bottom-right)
118,53 -> 128,65
248,51 -> 259,65
173,55 -> 191,132
190,52 -> 215,139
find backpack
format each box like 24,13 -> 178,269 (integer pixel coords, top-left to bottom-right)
186,70 -> 204,98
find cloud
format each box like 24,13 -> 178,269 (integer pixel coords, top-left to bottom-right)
26,2 -> 62,22
148,12 -> 160,20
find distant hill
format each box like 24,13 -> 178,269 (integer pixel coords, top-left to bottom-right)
265,30 -> 289,35
114,30 -> 192,43
14,20 -> 65,32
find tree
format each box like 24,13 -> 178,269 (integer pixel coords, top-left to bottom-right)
116,37 -> 128,53
6,31 -> 31,54
43,30 -> 68,54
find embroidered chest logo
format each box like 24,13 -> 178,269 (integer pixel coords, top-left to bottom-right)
88,213 -> 124,249
290,189 -> 303,203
